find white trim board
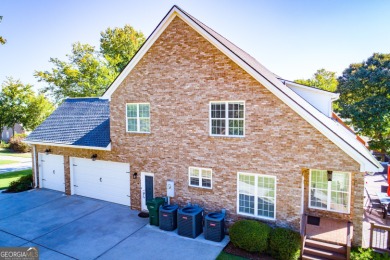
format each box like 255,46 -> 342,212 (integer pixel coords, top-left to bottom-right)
101,5 -> 382,173
24,141 -> 111,151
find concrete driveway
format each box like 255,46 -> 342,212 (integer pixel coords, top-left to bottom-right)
0,189 -> 228,260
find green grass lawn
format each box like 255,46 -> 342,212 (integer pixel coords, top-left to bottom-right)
0,169 -> 32,190
0,160 -> 18,165
0,148 -> 31,158
216,252 -> 248,260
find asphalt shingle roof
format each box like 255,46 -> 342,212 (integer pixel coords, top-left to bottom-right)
26,98 -> 110,148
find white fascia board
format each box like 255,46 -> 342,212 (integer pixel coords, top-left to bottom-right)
24,141 -> 111,151
285,81 -> 340,100
102,8 -> 178,100
175,9 -> 381,173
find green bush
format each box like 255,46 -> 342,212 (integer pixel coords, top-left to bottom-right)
269,227 -> 301,260
7,174 -> 33,192
0,141 -> 10,148
9,134 -> 30,153
229,220 -> 271,253
351,247 -> 390,260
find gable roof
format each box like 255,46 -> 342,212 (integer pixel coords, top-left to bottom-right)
25,98 -> 110,150
102,5 -> 382,172
279,78 -> 340,98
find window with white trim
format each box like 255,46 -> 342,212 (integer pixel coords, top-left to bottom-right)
126,103 -> 150,133
188,167 -> 212,189
309,170 -> 350,213
237,172 -> 276,220
210,101 -> 244,136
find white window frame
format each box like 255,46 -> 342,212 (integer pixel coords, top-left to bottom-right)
308,169 -> 351,214
236,172 -> 277,221
125,103 -> 150,133
188,167 -> 212,189
209,101 -> 245,137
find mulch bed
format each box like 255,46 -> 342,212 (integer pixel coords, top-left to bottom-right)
223,242 -> 275,260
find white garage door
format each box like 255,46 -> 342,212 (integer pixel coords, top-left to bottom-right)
71,157 -> 130,206
39,153 -> 65,192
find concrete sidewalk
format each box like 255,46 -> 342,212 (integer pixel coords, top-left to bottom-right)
0,189 -> 228,260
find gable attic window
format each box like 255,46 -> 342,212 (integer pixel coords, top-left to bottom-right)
309,169 -> 350,214
126,103 -> 150,133
210,101 -> 245,137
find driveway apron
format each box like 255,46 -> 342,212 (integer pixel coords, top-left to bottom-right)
33,203 -> 148,259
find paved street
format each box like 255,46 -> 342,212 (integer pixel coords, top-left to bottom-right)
0,155 -> 32,174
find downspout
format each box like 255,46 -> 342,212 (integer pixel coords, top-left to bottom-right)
32,145 -> 38,188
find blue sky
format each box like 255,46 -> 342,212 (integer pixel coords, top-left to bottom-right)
1,0 -> 389,92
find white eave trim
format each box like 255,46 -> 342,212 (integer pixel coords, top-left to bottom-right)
284,81 -> 340,100
100,6 -> 381,173
24,141 -> 112,151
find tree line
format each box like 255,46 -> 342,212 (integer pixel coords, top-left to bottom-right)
295,53 -> 390,154
0,24 -> 145,136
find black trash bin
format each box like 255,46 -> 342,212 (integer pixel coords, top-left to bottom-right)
146,197 -> 166,226
204,209 -> 226,242
159,204 -> 179,231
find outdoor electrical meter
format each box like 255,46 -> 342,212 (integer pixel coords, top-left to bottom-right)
167,180 -> 175,197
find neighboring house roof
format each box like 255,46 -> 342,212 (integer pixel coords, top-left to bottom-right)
25,98 -> 110,150
102,5 -> 382,172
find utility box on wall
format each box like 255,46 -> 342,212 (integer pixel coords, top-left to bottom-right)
167,180 -> 175,197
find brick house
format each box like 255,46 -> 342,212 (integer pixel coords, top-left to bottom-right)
25,5 -> 382,249
1,124 -> 25,142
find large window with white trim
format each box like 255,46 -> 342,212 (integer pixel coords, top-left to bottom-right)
210,101 -> 244,136
309,170 -> 350,213
126,103 -> 150,133
188,167 -> 212,189
237,172 -> 276,220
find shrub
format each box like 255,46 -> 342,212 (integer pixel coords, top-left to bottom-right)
269,227 -> 301,260
351,247 -> 390,260
0,141 -> 10,149
7,174 -> 33,192
229,220 -> 271,253
9,134 -> 30,153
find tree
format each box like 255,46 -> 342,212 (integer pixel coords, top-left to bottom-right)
100,25 -> 145,73
0,16 -> 6,45
295,69 -> 338,92
0,78 -> 54,135
1,78 -> 34,135
35,25 -> 145,103
24,94 -> 55,130
0,98 -> 6,137
336,53 -> 390,153
35,43 -> 115,103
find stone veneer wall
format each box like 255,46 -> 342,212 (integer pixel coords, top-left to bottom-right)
31,16 -> 364,245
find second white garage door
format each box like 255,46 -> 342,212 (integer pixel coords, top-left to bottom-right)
71,157 -> 130,206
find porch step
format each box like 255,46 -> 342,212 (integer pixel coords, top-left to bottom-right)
305,239 -> 347,254
303,238 -> 347,260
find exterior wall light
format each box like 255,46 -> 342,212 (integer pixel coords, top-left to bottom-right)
133,172 -> 138,179
91,154 -> 98,161
327,170 -> 333,181
45,149 -> 51,155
